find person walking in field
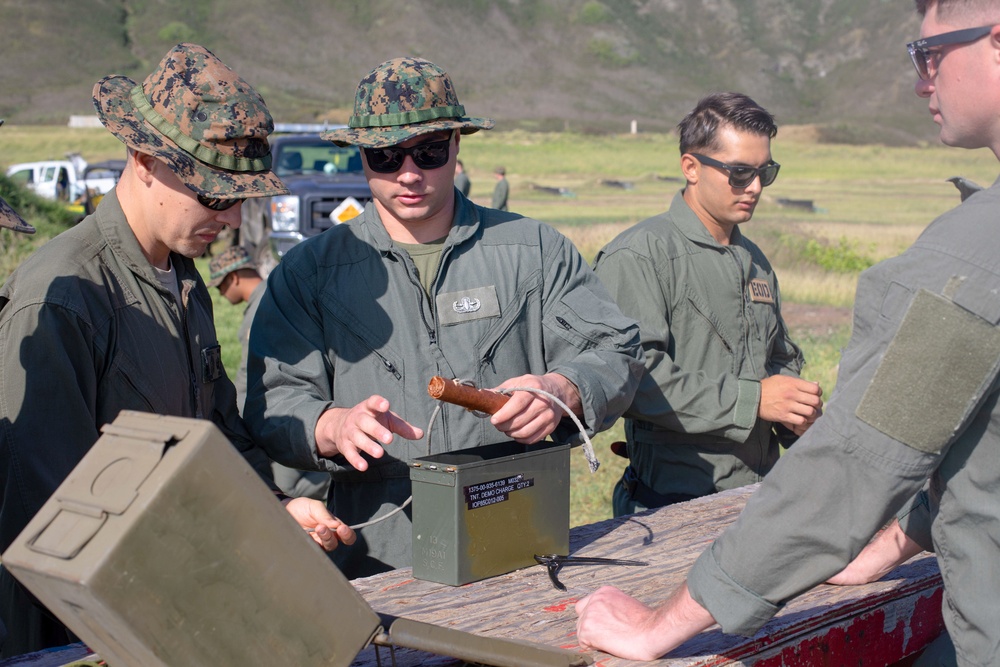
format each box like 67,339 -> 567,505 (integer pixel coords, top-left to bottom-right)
491,165 -> 509,210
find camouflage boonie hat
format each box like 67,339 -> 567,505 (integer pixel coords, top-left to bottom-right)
0,121 -> 35,234
323,57 -> 494,148
0,197 -> 34,234
93,43 -> 289,200
207,245 -> 257,287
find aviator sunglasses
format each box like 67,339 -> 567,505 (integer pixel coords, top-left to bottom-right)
906,25 -> 995,81
197,194 -> 245,211
363,136 -> 452,174
690,154 -> 780,189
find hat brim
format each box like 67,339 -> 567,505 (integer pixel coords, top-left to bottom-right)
0,198 -> 35,234
207,258 -> 253,287
93,75 -> 289,199
322,117 -> 494,148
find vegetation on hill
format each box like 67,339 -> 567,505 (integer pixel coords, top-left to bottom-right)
2,0 -> 928,142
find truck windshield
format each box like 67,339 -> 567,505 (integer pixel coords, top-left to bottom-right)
275,142 -> 363,177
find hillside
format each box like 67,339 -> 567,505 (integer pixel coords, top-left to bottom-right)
1,0 -> 927,142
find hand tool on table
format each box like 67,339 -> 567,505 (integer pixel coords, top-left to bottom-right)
533,554 -> 648,591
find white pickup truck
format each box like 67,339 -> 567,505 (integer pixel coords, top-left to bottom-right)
6,155 -> 120,205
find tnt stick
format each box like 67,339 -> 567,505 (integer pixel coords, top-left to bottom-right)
427,376 -> 510,415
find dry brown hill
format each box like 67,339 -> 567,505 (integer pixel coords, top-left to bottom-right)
0,0 -> 928,142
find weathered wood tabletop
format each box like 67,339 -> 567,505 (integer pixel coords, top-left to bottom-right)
349,484 -> 944,666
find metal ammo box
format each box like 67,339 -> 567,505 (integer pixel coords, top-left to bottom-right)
410,439 -> 570,586
4,411 -> 590,667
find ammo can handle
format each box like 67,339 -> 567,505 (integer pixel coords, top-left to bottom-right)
427,376 -> 510,415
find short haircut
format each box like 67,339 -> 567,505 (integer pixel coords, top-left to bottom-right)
915,0 -> 1000,21
677,92 -> 777,156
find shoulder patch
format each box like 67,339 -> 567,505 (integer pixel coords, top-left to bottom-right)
856,289 -> 1000,453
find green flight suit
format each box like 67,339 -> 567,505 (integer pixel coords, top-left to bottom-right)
593,191 -> 804,515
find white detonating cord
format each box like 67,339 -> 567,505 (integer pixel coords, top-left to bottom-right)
346,385 -> 600,531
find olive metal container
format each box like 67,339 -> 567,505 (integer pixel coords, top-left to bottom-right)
410,440 -> 570,586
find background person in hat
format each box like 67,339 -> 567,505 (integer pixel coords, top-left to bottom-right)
209,247 -> 331,502
0,43 -> 353,658
575,1 -> 1000,662
244,57 -> 643,579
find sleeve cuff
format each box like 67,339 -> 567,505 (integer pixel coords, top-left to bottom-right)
896,488 -> 934,552
688,542 -> 781,637
733,378 -> 762,430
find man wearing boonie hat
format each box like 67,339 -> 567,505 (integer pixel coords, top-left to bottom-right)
0,120 -> 35,235
244,56 -> 644,579
0,43 -> 353,658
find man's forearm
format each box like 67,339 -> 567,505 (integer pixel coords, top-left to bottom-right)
826,520 -> 924,586
575,582 -> 716,660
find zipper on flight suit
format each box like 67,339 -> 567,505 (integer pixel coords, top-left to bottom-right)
328,307 -> 403,381
174,279 -> 203,418
726,245 -> 767,475
687,297 -> 733,355
480,279 -> 540,372
394,246 -> 440,347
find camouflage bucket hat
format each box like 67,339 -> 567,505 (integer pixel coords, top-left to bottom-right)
323,57 -> 494,148
92,43 -> 289,200
0,121 -> 35,234
207,245 -> 256,287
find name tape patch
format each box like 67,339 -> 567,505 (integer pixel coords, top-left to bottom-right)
748,279 -> 775,304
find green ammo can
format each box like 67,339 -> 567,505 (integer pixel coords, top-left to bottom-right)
3,411 -> 381,667
410,439 -> 571,586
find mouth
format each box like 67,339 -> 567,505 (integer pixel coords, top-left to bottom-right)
196,230 -> 221,243
396,192 -> 426,205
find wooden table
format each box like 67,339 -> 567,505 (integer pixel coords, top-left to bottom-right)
349,485 -> 944,666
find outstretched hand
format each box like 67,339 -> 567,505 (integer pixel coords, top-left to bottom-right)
314,395 -> 423,470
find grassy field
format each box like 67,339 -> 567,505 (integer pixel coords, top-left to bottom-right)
7,125 -> 997,526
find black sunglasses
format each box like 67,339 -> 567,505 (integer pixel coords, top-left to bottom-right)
691,154 -> 780,188
907,25 -> 995,81
363,137 -> 452,174
197,194 -> 245,211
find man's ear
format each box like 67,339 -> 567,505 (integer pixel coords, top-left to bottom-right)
991,25 -> 1000,64
131,151 -> 158,185
680,153 -> 700,185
